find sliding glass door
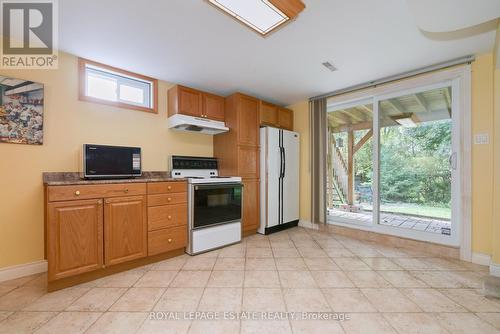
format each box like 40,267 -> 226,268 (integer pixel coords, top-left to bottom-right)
326,99 -> 374,225
377,84 -> 455,237
326,80 -> 460,245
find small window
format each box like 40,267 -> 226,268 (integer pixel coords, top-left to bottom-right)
78,58 -> 158,113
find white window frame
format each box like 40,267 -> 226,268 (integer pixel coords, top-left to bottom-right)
78,58 -> 158,114
326,65 -> 471,261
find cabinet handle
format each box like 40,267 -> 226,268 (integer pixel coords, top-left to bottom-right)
167,197 -> 172,202
75,190 -> 80,196
168,215 -> 172,220
167,186 -> 172,190
168,238 -> 172,243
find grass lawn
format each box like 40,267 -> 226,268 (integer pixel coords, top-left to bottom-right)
361,203 -> 451,220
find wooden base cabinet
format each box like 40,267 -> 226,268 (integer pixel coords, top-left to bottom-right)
104,195 -> 147,266
45,181 -> 187,287
242,178 -> 260,233
47,199 -> 103,281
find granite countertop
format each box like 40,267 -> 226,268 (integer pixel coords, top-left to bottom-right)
43,172 -> 185,186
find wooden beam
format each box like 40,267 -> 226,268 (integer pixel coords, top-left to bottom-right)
386,98 -> 405,114
347,109 -> 365,122
347,130 -> 354,205
327,127 -> 334,208
414,93 -> 430,112
332,121 -> 372,133
360,104 -> 373,113
444,87 -> 452,117
353,129 -> 373,154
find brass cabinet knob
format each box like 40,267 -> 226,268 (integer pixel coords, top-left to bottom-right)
167,197 -> 172,202
168,238 -> 172,243
124,189 -> 129,193
75,190 -> 80,196
167,215 -> 172,220
167,186 -> 172,190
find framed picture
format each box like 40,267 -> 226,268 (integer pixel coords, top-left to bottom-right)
0,76 -> 44,145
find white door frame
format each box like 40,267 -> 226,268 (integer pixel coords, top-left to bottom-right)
326,65 -> 472,260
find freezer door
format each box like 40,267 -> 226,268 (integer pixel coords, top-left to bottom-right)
282,130 -> 300,224
259,127 -> 281,232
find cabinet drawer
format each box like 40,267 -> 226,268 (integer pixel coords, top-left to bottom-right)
147,192 -> 187,207
48,183 -> 146,202
147,182 -> 187,195
148,226 -> 187,256
148,204 -> 187,231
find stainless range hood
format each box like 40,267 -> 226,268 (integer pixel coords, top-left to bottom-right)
168,114 -> 229,135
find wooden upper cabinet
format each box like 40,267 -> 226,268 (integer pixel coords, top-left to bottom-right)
168,85 -> 202,118
278,107 -> 294,130
47,199 -> 103,281
168,85 -> 225,121
238,94 -> 260,146
104,195 -> 147,266
203,93 -> 225,121
259,102 -> 294,131
260,101 -> 278,126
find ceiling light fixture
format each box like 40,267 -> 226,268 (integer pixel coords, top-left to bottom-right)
207,0 -> 305,36
395,117 -> 417,128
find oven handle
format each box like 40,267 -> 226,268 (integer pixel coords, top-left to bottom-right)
194,183 -> 243,190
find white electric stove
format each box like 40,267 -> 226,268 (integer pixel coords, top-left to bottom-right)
171,156 -> 242,255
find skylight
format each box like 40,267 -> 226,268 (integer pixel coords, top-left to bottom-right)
208,0 -> 305,36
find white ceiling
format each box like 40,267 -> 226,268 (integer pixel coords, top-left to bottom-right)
59,0 -> 498,105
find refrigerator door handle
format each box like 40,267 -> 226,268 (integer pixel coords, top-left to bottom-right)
282,147 -> 286,178
280,147 -> 285,178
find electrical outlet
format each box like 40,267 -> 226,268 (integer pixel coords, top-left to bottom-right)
474,133 -> 489,145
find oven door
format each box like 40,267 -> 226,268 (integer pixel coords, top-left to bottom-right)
190,183 -> 243,230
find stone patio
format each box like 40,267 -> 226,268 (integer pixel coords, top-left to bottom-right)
328,208 -> 452,235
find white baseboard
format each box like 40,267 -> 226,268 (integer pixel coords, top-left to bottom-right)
472,252 -> 491,266
298,220 -> 316,229
0,260 -> 47,283
490,263 -> 500,278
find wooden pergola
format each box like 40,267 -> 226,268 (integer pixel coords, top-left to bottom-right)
326,87 -> 452,208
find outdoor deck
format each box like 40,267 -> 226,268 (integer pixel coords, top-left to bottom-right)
327,208 -> 451,234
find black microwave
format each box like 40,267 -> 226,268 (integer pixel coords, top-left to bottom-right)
82,144 -> 142,179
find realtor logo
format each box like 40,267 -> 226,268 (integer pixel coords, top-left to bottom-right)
0,0 -> 58,69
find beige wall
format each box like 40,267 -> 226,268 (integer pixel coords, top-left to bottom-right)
288,101 -> 311,222
471,53 -> 495,255
289,53 -> 498,258
492,66 -> 500,263
0,52 -> 213,269
492,22 -> 500,265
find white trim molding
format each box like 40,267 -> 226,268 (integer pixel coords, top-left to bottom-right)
490,263 -> 500,278
298,220 -> 317,229
472,252 -> 491,266
0,260 -> 47,283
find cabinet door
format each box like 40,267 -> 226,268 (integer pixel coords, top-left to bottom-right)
178,86 -> 202,117
104,195 -> 147,266
203,93 -> 225,121
242,179 -> 260,233
238,145 -> 259,179
260,101 -> 278,126
238,95 -> 260,146
278,108 -> 294,130
47,199 -> 103,281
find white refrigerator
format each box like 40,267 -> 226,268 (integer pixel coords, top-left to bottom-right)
259,127 -> 300,235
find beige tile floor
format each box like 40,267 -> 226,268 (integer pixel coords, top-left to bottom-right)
0,227 -> 499,334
